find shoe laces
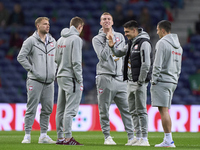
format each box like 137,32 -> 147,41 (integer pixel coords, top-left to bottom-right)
106,136 -> 115,142
45,135 -> 53,141
160,140 -> 168,145
106,136 -> 114,140
24,135 -> 30,140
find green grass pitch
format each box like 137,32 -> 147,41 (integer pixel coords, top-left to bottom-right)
0,131 -> 199,150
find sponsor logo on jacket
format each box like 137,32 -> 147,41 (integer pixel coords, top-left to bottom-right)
57,45 -> 66,48
172,51 -> 181,56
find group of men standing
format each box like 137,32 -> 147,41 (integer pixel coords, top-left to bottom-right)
17,11 -> 182,147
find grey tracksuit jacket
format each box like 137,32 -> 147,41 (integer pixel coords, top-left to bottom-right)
55,26 -> 83,83
111,29 -> 152,138
152,33 -> 182,84
92,28 -> 125,78
17,31 -> 56,83
92,28 -> 134,140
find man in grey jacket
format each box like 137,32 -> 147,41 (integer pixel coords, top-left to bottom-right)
108,20 -> 153,146
17,17 -> 56,144
151,20 -> 182,147
92,12 -> 134,145
55,16 -> 84,145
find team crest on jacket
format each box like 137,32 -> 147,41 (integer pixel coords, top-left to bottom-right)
29,86 -> 33,91
134,44 -> 138,49
99,88 -> 103,94
50,42 -> 54,47
116,37 -> 120,42
80,86 -> 83,91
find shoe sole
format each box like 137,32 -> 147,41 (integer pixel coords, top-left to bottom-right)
22,142 -> 30,144
104,143 -> 116,145
38,141 -> 56,144
132,144 -> 150,146
155,145 -> 176,147
22,140 -> 30,143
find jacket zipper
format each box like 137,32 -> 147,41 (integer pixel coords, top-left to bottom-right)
45,44 -> 48,83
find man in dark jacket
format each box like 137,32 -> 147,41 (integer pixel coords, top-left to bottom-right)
108,20 -> 153,146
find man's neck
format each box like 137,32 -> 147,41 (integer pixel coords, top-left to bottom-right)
103,28 -> 112,34
162,32 -> 170,38
38,31 -> 46,43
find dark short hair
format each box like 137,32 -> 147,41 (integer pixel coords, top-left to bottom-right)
70,16 -> 84,28
157,20 -> 171,33
123,20 -> 139,29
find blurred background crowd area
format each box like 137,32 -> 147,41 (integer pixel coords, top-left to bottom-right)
0,0 -> 200,105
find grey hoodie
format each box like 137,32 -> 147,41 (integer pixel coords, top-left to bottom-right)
17,31 -> 56,83
55,26 -> 83,83
152,33 -> 182,84
111,29 -> 152,82
92,28 -> 125,80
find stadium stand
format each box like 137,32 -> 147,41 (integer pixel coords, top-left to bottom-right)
0,0 -> 199,105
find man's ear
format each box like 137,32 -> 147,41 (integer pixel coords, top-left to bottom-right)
111,20 -> 113,26
37,24 -> 39,29
161,28 -> 166,34
78,24 -> 83,30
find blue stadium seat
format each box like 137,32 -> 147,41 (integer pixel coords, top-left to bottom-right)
172,95 -> 182,104
0,93 -> 10,103
174,87 -> 191,97
71,2 -> 85,11
183,95 -> 197,104
150,10 -> 162,26
0,50 -> 5,58
85,2 -> 100,11
190,35 -> 200,45
76,10 -> 90,19
147,96 -> 151,104
0,0 -> 198,105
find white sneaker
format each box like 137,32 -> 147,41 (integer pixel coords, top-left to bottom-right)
125,137 -> 138,145
155,141 -> 175,147
132,138 -> 150,146
38,135 -> 56,144
104,136 -> 116,145
22,135 -> 31,143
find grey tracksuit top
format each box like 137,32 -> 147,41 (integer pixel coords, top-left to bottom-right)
17,31 -> 56,83
152,33 -> 182,84
55,26 -> 83,83
111,29 -> 152,83
92,28 -> 125,79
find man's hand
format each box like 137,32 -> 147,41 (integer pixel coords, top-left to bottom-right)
107,33 -> 116,48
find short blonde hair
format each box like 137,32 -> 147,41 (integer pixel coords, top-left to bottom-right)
70,16 -> 84,28
35,17 -> 49,28
100,12 -> 113,20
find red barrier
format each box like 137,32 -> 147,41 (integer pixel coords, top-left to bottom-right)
0,104 -> 200,132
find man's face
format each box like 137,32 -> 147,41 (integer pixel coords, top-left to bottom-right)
37,19 -> 50,34
157,25 -> 163,39
124,27 -> 135,40
100,15 -> 113,29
